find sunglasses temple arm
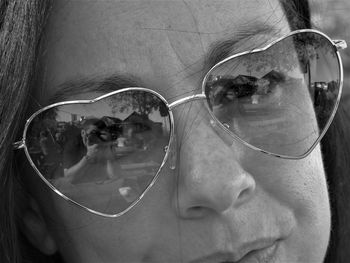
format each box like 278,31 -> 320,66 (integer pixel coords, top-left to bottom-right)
168,135 -> 177,170
13,140 -> 25,150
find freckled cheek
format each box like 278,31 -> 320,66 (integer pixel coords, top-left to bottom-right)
281,154 -> 331,262
288,153 -> 330,224
242,149 -> 331,259
240,147 -> 330,220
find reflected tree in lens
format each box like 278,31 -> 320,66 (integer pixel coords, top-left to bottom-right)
26,91 -> 172,214
27,107 -> 63,179
241,33 -> 335,76
28,107 -> 59,139
205,32 -> 340,156
109,91 -> 168,118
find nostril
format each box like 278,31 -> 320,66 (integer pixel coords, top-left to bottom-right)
234,179 -> 256,207
182,206 -> 211,218
237,187 -> 252,200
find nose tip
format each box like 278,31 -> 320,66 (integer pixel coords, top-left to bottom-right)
172,104 -> 256,218
175,168 -> 256,218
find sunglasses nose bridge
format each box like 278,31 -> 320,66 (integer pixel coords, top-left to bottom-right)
168,94 -> 206,110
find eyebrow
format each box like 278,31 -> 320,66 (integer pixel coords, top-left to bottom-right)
206,23 -> 278,67
49,74 -> 144,103
49,24 -> 278,103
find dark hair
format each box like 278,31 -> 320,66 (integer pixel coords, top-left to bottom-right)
0,1 -> 55,262
0,1 -> 349,262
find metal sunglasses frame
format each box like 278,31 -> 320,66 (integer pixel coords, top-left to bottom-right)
13,29 -> 347,217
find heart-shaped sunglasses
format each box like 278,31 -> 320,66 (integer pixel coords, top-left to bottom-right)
13,29 -> 347,217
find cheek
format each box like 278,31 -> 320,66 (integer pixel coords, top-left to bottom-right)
30,164 -> 177,262
35,193 -> 152,262
243,145 -> 331,259
242,145 -> 329,214
285,150 -> 329,223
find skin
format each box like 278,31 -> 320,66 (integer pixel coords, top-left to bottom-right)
21,0 -> 331,262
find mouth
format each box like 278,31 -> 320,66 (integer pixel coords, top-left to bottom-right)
189,240 -> 280,263
236,241 -> 279,263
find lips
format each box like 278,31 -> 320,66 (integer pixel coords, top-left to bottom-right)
237,241 -> 279,263
183,206 -> 294,263
188,239 -> 280,263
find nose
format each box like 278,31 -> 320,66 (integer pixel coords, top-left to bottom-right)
174,114 -> 256,218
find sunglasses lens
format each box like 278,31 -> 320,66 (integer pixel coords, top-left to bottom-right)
26,90 -> 171,215
205,32 -> 341,157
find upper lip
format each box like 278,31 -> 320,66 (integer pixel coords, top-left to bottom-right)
189,237 -> 279,263
186,205 -> 294,263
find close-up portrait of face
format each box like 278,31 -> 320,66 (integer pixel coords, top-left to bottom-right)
1,1 -> 350,263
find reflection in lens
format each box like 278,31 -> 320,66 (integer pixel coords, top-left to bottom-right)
26,90 -> 171,214
205,32 -> 340,157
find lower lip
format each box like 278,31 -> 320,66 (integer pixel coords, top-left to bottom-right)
239,241 -> 280,263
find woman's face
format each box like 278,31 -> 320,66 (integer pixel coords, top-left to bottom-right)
27,0 -> 331,262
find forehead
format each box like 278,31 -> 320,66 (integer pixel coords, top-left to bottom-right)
38,0 -> 290,104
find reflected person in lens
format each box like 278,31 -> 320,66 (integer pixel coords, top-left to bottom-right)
1,1 -> 350,263
63,118 -> 115,184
